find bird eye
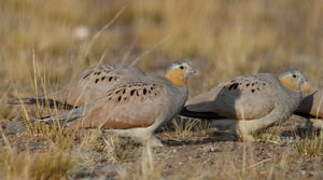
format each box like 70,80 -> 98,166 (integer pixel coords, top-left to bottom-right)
179,65 -> 184,70
292,74 -> 297,78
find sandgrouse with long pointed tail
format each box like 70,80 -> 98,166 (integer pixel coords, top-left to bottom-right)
35,61 -> 198,146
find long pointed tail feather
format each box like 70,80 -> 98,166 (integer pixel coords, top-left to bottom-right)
180,107 -> 225,119
31,105 -> 89,124
7,97 -> 76,110
181,107 -> 313,120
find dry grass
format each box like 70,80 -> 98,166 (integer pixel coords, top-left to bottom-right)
1,0 -> 323,179
293,131 -> 323,156
0,149 -> 76,180
0,134 -> 77,180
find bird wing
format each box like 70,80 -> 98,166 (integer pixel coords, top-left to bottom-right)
67,81 -> 171,129
62,64 -> 146,105
186,74 -> 276,120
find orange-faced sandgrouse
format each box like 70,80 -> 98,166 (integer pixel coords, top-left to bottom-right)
33,61 -> 198,146
181,70 -> 310,141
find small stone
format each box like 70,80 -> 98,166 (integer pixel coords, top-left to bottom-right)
0,120 -> 26,134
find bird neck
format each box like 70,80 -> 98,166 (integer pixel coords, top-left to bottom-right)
164,69 -> 187,87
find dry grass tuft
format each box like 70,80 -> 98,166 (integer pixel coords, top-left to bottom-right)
0,148 -> 77,180
293,132 -> 323,156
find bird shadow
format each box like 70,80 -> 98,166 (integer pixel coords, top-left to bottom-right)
161,132 -> 239,146
280,123 -> 321,139
294,92 -> 315,118
282,91 -> 322,139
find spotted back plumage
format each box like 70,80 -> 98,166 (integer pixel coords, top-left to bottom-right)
105,82 -> 164,104
50,64 -> 146,106
68,81 -> 171,129
66,61 -> 195,130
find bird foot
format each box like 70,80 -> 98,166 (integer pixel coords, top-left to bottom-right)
238,133 -> 256,142
311,119 -> 323,129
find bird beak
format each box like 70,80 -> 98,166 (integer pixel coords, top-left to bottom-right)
300,81 -> 312,93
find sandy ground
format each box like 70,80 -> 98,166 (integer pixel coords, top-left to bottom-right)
1,114 -> 322,179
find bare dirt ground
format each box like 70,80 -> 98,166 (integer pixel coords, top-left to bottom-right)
1,113 -> 322,179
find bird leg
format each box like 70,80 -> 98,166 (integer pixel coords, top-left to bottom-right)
207,119 -> 257,142
103,128 -> 163,147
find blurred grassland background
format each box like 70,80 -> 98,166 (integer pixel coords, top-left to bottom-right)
0,0 -> 323,179
1,0 -> 323,98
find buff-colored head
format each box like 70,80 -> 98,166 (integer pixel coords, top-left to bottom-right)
164,61 -> 198,86
279,70 -> 311,93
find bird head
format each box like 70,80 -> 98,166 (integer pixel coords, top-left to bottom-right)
165,60 -> 199,86
279,70 -> 311,94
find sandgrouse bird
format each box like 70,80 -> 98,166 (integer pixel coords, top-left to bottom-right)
181,70 -> 310,141
33,61 -> 198,146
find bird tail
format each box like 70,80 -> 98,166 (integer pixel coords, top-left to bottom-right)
32,105 -> 88,124
180,107 -> 225,119
7,97 -> 76,110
